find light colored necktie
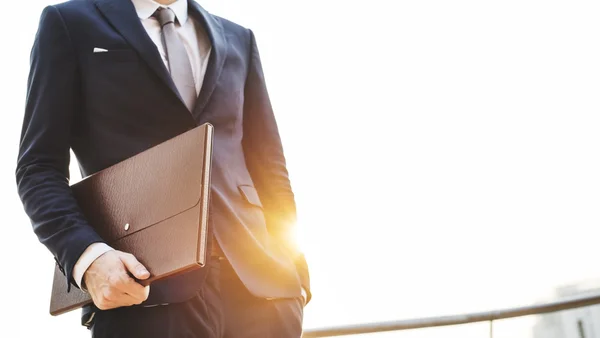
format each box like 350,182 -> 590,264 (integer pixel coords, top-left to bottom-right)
154,7 -> 196,111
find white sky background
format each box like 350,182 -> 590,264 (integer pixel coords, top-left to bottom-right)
1,0 -> 600,337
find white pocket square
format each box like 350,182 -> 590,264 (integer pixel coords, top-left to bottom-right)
93,47 -> 108,53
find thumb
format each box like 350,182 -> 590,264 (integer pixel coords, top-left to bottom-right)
119,252 -> 151,280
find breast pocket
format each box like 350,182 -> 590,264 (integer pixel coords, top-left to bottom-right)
238,185 -> 263,209
89,49 -> 139,63
85,48 -> 141,87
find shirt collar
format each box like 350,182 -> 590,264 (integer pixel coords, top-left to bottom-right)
131,0 -> 189,25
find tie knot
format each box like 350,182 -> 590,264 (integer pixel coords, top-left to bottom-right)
154,7 -> 176,27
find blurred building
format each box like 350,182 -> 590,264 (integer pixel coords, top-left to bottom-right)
533,281 -> 600,338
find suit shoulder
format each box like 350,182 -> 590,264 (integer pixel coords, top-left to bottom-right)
50,0 -> 96,17
40,0 -> 99,36
208,14 -> 254,52
213,15 -> 251,37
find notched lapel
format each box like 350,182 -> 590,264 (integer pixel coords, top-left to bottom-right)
93,0 -> 189,115
188,1 -> 228,118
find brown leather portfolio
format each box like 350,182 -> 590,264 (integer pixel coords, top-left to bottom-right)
49,124 -> 214,316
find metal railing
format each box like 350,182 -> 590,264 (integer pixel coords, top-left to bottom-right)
302,291 -> 600,337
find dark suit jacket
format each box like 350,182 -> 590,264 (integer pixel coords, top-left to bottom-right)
16,0 -> 310,309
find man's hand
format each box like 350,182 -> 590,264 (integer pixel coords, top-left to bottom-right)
83,250 -> 151,310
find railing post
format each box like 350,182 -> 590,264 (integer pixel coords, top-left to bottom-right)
577,319 -> 586,338
489,320 -> 493,338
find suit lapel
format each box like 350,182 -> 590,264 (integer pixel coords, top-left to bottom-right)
188,1 -> 227,117
93,0 -> 187,112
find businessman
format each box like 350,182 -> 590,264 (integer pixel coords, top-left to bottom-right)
16,0 -> 310,336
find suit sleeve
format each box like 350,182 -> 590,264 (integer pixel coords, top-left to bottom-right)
16,6 -> 105,291
242,29 -> 311,302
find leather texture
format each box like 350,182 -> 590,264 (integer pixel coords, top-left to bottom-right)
49,124 -> 214,315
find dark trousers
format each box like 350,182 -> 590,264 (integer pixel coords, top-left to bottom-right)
91,258 -> 304,338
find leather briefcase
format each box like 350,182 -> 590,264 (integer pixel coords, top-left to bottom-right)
49,123 -> 214,315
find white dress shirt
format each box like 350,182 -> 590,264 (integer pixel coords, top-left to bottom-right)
72,0 -> 211,289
